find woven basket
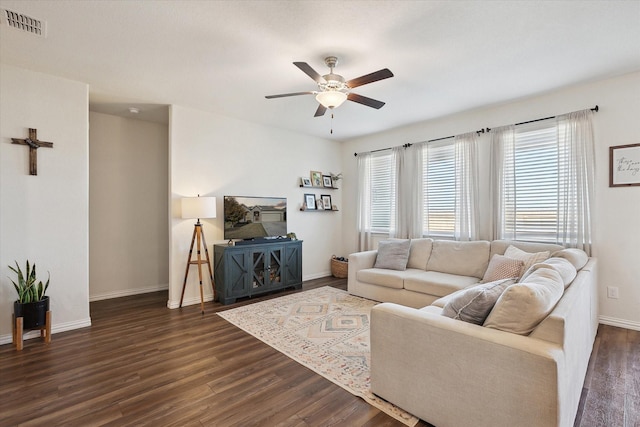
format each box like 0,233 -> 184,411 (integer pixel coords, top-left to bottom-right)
331,256 -> 348,278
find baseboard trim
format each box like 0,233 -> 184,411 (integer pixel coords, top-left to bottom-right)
90,284 -> 168,302
599,315 -> 640,331
167,295 -> 213,309
303,271 -> 332,281
0,317 -> 92,346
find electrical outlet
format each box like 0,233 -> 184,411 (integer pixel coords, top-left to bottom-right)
607,286 -> 619,299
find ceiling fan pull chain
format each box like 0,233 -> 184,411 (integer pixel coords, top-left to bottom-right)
331,113 -> 334,134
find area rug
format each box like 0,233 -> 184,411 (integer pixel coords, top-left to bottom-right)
217,286 -> 419,426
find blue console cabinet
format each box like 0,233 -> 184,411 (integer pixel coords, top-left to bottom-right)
214,240 -> 302,304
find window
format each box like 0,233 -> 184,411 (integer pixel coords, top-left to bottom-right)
422,142 -> 456,238
498,122 -> 563,243
369,152 -> 396,233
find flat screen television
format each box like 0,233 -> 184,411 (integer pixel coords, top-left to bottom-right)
223,196 -> 287,241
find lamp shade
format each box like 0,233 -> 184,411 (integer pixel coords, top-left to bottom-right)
316,91 -> 348,109
181,196 -> 217,219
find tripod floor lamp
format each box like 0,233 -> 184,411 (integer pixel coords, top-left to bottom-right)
180,195 -> 216,314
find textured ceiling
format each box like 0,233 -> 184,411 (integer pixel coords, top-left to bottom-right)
1,0 -> 639,140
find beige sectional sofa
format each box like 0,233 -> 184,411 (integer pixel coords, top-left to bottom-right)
347,238 -> 598,427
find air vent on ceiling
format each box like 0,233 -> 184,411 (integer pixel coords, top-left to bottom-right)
2,8 -> 46,37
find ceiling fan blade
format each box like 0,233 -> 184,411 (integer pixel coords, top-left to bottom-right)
347,93 -> 386,109
293,62 -> 326,84
265,91 -> 315,99
314,104 -> 327,117
346,68 -> 394,89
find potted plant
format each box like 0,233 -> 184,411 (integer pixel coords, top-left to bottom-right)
9,260 -> 50,329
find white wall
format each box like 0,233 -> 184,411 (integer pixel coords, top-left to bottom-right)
0,64 -> 90,344
89,112 -> 169,301
168,105 -> 342,308
341,71 -> 640,330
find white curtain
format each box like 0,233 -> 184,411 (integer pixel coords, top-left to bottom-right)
489,125 -> 516,241
356,152 -> 373,251
556,110 -> 595,255
453,132 -> 479,241
490,111 -> 595,255
391,144 -> 424,239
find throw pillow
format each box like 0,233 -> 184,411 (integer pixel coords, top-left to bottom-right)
503,245 -> 551,279
441,278 -> 517,325
374,239 -> 411,271
481,254 -> 524,283
484,266 -> 564,335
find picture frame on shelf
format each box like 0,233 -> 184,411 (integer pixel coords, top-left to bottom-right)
301,177 -> 312,187
321,194 -> 332,210
310,171 -> 322,187
609,143 -> 640,187
322,175 -> 333,188
304,193 -> 316,210
316,199 -> 324,210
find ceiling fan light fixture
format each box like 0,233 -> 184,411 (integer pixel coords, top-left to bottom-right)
316,91 -> 348,109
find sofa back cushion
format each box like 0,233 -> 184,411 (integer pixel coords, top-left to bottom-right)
427,240 -> 490,279
484,266 -> 564,335
550,248 -> 589,271
374,239 -> 411,271
426,240 -> 490,278
407,238 -> 434,270
490,240 -> 563,260
521,257 -> 577,289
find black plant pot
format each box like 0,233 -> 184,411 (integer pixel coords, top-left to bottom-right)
14,296 -> 50,329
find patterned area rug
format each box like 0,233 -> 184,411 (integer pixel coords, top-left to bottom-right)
218,286 -> 419,426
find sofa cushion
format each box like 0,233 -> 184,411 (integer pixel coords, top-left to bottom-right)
481,254 -> 524,283
522,257 -> 577,288
356,268 -> 424,289
484,266 -> 564,335
374,239 -> 411,271
441,278 -> 517,325
551,248 -> 589,271
426,240 -> 490,278
489,240 -> 564,259
407,238 -> 434,270
504,245 -> 550,279
404,271 -> 479,297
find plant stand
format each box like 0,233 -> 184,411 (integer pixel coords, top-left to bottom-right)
12,311 -> 51,351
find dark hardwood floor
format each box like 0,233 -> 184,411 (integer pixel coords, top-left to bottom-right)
1,277 -> 638,427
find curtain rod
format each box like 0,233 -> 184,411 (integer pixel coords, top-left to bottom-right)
353,105 -> 598,157
354,128 -> 488,157
510,105 -> 599,127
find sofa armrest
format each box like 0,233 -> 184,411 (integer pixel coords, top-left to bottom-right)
349,249 -> 378,270
347,250 -> 378,297
371,303 -> 566,427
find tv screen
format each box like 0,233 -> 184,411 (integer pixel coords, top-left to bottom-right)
224,196 -> 287,240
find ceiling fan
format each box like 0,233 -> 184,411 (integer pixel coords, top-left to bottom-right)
265,56 -> 394,117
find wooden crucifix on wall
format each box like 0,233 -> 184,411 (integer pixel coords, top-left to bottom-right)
11,128 -> 53,176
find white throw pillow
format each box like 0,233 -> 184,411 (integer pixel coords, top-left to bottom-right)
374,239 -> 411,271
481,254 -> 524,283
484,266 -> 564,335
441,278 -> 516,325
504,245 -> 550,279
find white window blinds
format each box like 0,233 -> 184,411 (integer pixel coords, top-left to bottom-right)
499,122 -> 562,243
422,142 -> 456,238
369,152 -> 396,233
